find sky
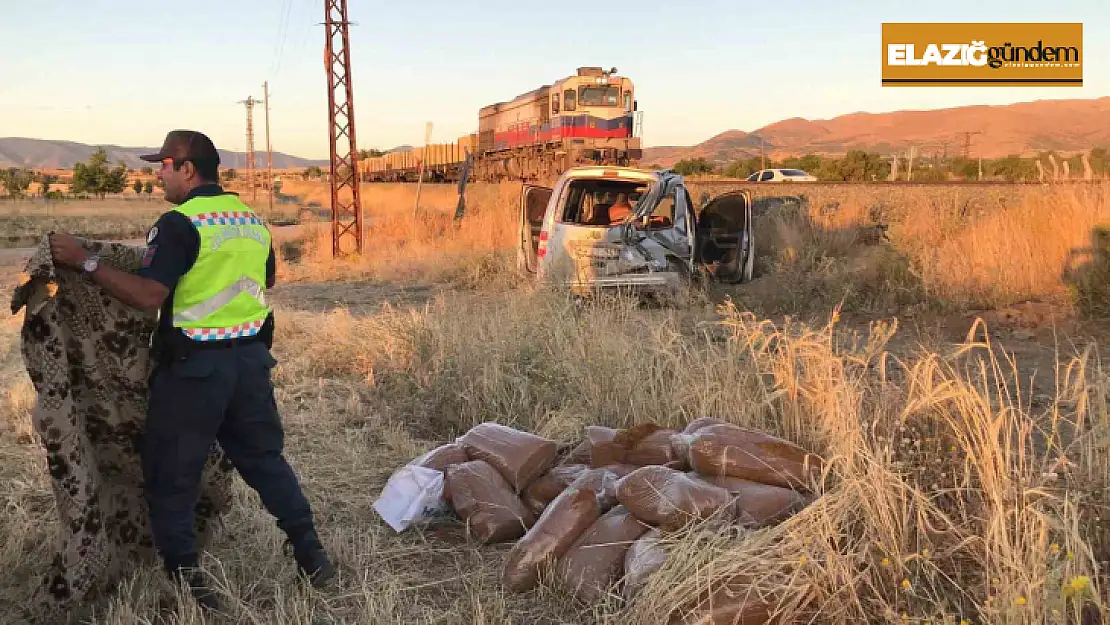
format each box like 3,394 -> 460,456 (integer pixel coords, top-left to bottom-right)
0,0 -> 1106,161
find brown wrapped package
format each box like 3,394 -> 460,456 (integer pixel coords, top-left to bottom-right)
559,439 -> 593,466
557,505 -> 651,603
445,460 -> 535,543
625,427 -> 683,467
410,443 -> 469,471
586,426 -> 623,467
456,422 -> 559,493
667,576 -> 774,625
410,443 -> 470,501
696,475 -> 808,526
569,467 -> 622,510
683,417 -> 728,434
501,486 -> 602,592
522,464 -> 588,517
623,527 -> 666,598
683,424 -> 823,491
615,466 -> 736,530
599,463 -> 640,478
671,418 -> 727,464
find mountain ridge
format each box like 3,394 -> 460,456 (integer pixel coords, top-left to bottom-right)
642,97 -> 1110,167
0,137 -> 329,170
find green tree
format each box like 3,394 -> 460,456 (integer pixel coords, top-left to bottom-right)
133,179 -> 144,195
303,165 -> 323,180
723,156 -> 765,179
358,149 -> 385,159
144,181 -> 154,195
673,157 -> 715,176
71,148 -> 128,199
38,173 -> 58,197
780,154 -> 825,175
141,166 -> 153,175
222,168 -> 238,181
827,150 -> 890,182
0,167 -> 34,199
987,155 -> 1037,182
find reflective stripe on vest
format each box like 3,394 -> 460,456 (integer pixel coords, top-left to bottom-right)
171,275 -> 267,325
170,194 -> 272,341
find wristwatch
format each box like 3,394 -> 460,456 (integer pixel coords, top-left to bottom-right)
82,255 -> 100,273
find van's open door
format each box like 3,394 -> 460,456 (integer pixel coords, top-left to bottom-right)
520,184 -> 552,273
694,190 -> 754,283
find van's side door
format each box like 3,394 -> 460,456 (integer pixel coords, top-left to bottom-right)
519,184 -> 553,273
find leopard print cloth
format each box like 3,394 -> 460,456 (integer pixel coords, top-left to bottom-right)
10,236 -> 235,624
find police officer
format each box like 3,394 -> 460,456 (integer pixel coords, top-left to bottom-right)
48,130 -> 335,611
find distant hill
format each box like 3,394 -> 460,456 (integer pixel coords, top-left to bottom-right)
0,138 -> 329,170
643,97 -> 1110,167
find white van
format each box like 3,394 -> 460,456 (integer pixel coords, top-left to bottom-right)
518,166 -> 754,298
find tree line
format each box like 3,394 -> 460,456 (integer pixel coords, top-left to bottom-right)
0,148 -> 158,200
667,147 -> 1110,182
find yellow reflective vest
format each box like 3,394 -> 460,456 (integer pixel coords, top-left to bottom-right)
170,194 -> 272,341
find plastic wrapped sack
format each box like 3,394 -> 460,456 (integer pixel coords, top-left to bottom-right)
696,475 -> 808,526
409,443 -> 471,501
585,426 -> 623,467
502,485 -> 602,592
373,465 -> 452,532
616,465 -> 736,530
410,443 -> 469,471
557,505 -> 650,603
569,467 -> 623,511
623,527 -> 666,599
625,427 -> 683,467
667,576 -> 774,625
677,424 -> 822,491
456,422 -> 559,493
523,464 -> 587,517
445,460 -> 535,543
683,416 -> 728,434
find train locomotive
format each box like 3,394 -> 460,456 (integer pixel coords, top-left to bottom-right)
359,66 -> 642,184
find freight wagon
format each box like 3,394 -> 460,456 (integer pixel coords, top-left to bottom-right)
358,66 -> 642,184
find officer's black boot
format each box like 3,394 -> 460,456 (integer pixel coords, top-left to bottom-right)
164,554 -> 221,612
285,529 -> 336,588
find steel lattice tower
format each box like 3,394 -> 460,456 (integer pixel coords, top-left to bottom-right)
324,0 -> 363,256
239,95 -> 258,203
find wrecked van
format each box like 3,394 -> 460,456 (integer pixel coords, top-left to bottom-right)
518,166 -> 754,298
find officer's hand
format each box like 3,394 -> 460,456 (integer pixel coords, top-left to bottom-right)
49,232 -> 88,268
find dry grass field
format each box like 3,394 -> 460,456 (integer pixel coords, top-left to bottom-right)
1,179 -> 1109,624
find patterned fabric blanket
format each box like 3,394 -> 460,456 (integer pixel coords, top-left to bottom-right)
10,236 -> 235,624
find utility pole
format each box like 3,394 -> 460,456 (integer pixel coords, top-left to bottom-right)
324,0 -> 364,257
238,95 -> 258,204
264,81 -> 273,217
760,137 -> 765,170
414,121 -> 432,224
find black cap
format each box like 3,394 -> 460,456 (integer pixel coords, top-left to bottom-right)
140,130 -> 220,165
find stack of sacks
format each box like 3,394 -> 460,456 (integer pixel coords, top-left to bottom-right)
384,417 -> 823,617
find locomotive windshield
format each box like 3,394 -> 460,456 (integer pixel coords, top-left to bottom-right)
578,85 -> 620,106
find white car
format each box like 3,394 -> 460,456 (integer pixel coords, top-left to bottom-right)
745,168 -> 817,182
518,166 -> 755,299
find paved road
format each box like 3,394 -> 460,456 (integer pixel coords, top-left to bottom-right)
0,224 -> 309,268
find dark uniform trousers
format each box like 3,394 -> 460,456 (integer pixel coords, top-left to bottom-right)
142,338 -> 318,570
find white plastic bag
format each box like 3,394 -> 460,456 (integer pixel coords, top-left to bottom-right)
373,465 -> 452,532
